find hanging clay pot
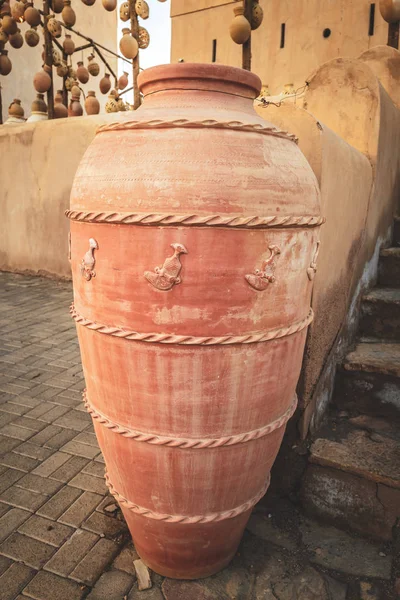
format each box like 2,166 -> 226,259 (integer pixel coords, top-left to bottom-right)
65,76 -> 76,90
0,50 -> 12,75
76,60 -> 89,83
119,28 -> 138,60
251,0 -> 263,30
118,71 -> 128,90
71,83 -> 81,97
24,3 -> 40,26
87,53 -> 99,76
85,90 -> 100,114
102,0 -> 116,11
0,28 -> 9,44
62,0 -> 76,26
25,27 -> 39,46
9,27 -> 23,48
54,89 -> 68,118
9,98 -> 24,118
379,0 -> 400,22
52,47 -> 62,66
135,0 -> 149,19
119,1 -> 129,21
31,92 -> 47,113
51,0 -> 63,13
105,91 -> 118,113
56,60 -> 68,77
138,26 -> 149,49
68,62 -> 322,580
229,6 -> 251,45
117,96 -> 126,111
47,15 -> 62,38
63,32 -> 75,54
68,93 -> 83,117
33,64 -> 52,93
81,0 -> 96,5
99,72 -> 111,94
1,14 -> 18,34
11,0 -> 26,21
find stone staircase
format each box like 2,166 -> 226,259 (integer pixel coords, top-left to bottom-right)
301,215 -> 400,543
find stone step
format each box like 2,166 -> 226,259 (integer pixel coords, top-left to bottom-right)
301,420 -> 400,541
333,342 -> 400,420
378,246 -> 400,287
394,215 -> 400,246
360,287 -> 400,340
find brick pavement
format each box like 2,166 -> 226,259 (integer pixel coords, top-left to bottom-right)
0,273 -> 137,599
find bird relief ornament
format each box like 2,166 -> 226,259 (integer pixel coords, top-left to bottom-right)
144,243 -> 188,291
245,245 -> 281,291
80,238 -> 98,281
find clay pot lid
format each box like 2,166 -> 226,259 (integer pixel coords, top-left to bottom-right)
138,63 -> 261,100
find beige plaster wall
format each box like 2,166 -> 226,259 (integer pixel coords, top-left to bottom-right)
0,114 -> 118,278
171,0 -> 389,95
1,0 -> 118,120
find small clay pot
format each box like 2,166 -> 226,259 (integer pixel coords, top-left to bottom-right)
54,90 -> 68,118
105,92 -> 118,113
24,3 -> 41,26
52,47 -> 62,66
229,6 -> 251,45
31,92 -> 47,113
119,1 -> 129,21
71,84 -> 81,97
0,50 -> 12,75
33,65 -> 52,93
9,27 -> 23,48
118,71 -> 128,90
25,27 -> 39,46
81,0 -> 96,5
11,0 -> 26,21
99,72 -> 111,94
56,60 -> 68,77
87,53 -> 100,76
62,0 -> 76,26
2,14 -> 18,34
48,16 -> 62,38
117,96 -> 126,111
76,61 -> 89,84
85,90 -> 100,115
68,94 -> 83,117
119,28 -> 138,60
51,0 -> 63,13
135,0 -> 149,18
251,0 -> 263,30
9,98 -> 24,118
138,26 -> 149,49
65,76 -> 76,91
63,33 -> 75,54
379,0 -> 400,22
102,0 -> 116,11
0,29 -> 9,44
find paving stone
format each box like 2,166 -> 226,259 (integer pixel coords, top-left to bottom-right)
0,532 -> 56,569
58,491 -> 104,527
42,427 -> 77,449
300,520 -> 392,579
0,554 -> 12,576
32,452 -> 70,477
37,485 -> 82,520
0,423 -> 35,441
15,473 -> 63,496
129,586 -> 164,600
29,425 -> 62,446
12,441 -> 54,461
24,402 -> 57,420
38,405 -> 70,424
0,562 -> 36,600
246,514 -> 297,550
0,468 -> 25,493
69,472 -> 107,495
112,544 -> 139,575
82,510 -> 128,539
81,461 -> 104,479
0,435 -> 21,454
87,570 -> 135,599
0,402 -> 30,416
54,410 -> 91,431
0,508 -> 31,542
18,514 -> 73,547
0,485 -> 47,512
44,528 -> 98,576
70,538 -> 120,585
0,412 -> 16,427
0,452 -> 39,472
60,440 -> 100,459
12,416 -> 47,432
22,570 -> 86,600
74,432 -> 99,448
49,455 -> 89,483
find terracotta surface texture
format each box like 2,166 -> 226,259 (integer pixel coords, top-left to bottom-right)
68,63 -> 322,578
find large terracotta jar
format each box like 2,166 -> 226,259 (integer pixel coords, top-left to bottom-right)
67,64 -> 322,579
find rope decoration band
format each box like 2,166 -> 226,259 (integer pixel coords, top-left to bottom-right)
83,391 -> 297,449
96,118 -> 298,143
105,472 -> 270,524
71,305 -> 313,346
65,210 -> 325,230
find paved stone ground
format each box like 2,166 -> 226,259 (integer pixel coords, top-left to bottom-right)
0,272 -> 397,600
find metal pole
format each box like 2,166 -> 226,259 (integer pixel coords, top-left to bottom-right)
388,21 -> 399,48
129,0 -> 141,109
242,0 -> 252,71
42,0 -> 54,118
